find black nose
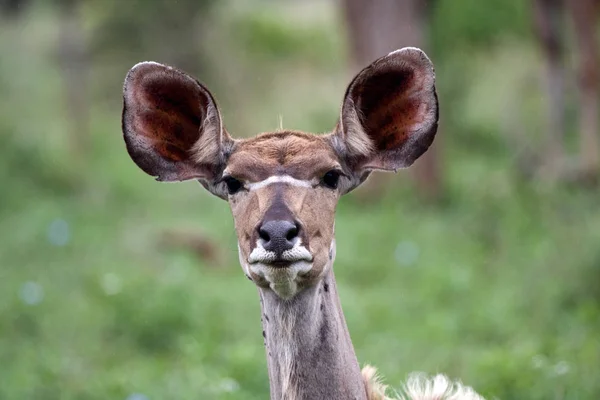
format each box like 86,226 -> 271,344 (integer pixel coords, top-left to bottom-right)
258,220 -> 299,255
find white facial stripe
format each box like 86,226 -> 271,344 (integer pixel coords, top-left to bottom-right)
246,175 -> 314,191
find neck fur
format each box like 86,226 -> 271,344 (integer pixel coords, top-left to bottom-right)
259,268 -> 367,400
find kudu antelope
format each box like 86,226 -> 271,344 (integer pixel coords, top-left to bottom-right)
121,48 -> 484,400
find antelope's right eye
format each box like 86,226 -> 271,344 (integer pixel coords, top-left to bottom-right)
322,170 -> 341,189
223,176 -> 242,195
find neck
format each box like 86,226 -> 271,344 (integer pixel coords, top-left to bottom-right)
258,268 -> 367,400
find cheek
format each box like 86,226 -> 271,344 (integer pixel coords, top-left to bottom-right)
294,190 -> 338,259
229,194 -> 262,255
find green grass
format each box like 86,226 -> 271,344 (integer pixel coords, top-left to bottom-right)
2,106 -> 599,398
1,2 -> 600,399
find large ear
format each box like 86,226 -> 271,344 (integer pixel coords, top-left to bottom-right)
122,62 -> 233,198
331,47 -> 438,173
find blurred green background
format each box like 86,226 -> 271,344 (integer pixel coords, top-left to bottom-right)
1,0 -> 600,399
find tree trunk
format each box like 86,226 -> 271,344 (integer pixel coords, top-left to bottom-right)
567,0 -> 600,179
532,0 -> 567,182
0,0 -> 29,17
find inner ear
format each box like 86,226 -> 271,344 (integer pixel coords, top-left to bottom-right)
122,62 -> 232,185
334,47 -> 438,172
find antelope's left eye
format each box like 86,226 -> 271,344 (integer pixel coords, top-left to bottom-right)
322,170 -> 341,189
223,176 -> 243,195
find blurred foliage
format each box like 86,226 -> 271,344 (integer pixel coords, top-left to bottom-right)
86,0 -> 215,65
231,9 -> 337,63
0,0 -> 599,399
431,0 -> 530,52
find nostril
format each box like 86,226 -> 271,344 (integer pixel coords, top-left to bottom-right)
286,225 -> 299,241
259,227 -> 271,242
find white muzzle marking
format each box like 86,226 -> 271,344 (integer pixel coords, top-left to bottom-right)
248,243 -> 313,264
247,240 -> 313,299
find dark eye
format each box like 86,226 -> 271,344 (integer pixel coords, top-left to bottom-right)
322,170 -> 341,189
223,176 -> 242,195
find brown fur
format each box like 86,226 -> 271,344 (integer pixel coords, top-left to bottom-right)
227,131 -> 340,181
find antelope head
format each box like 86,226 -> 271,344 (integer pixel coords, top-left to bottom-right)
122,48 -> 438,299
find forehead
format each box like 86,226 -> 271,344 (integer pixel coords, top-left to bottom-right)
226,131 -> 339,180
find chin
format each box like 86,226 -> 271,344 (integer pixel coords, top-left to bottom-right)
248,260 -> 314,299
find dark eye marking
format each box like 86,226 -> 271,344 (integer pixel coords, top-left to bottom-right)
322,170 -> 341,189
222,176 -> 243,195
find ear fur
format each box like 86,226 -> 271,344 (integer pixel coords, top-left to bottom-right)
332,47 -> 439,173
122,61 -> 232,196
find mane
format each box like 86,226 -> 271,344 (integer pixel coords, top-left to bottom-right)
362,365 -> 485,400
